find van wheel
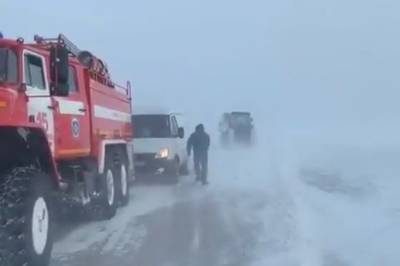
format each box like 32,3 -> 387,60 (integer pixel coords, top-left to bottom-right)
116,161 -> 130,207
98,158 -> 117,219
180,162 -> 189,176
0,166 -> 53,266
166,158 -> 180,183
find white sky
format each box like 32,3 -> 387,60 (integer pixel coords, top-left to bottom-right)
3,0 -> 400,133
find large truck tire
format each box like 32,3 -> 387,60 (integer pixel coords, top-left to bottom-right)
98,157 -> 117,219
0,166 -> 53,266
115,159 -> 130,207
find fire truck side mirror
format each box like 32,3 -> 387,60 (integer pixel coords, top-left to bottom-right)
50,46 -> 70,96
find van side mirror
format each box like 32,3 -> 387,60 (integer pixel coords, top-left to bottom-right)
50,46 -> 69,96
18,83 -> 27,93
178,127 -> 185,139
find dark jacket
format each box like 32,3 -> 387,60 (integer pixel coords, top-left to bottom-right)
187,124 -> 210,156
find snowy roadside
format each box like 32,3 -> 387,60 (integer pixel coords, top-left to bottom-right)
272,131 -> 400,266
216,122 -> 400,266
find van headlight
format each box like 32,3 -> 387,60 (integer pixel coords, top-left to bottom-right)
155,148 -> 169,159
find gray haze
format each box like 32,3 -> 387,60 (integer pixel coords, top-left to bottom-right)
3,2 -> 400,265
3,0 -> 400,133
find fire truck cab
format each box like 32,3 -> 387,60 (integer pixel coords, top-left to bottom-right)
0,34 -> 133,265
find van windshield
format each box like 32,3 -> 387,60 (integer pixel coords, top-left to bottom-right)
132,115 -> 171,138
0,48 -> 17,83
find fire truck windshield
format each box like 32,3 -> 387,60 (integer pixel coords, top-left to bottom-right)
0,48 -> 17,83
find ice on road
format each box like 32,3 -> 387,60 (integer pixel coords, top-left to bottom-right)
51,130 -> 400,266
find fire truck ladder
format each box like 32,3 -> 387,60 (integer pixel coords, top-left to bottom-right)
33,34 -> 131,96
34,34 -> 81,57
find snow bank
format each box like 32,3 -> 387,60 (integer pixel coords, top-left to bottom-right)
213,118 -> 400,265
273,128 -> 400,266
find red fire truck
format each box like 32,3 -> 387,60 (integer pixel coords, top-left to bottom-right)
0,34 -> 133,265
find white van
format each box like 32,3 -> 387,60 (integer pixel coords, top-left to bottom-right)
132,107 -> 188,179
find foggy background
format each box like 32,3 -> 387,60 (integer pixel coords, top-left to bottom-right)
4,2 -> 400,265
3,0 -> 400,138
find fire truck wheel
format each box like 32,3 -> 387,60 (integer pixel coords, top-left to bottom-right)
115,161 -> 130,207
0,166 -> 53,266
99,162 -> 117,219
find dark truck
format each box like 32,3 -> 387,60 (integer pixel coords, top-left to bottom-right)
219,112 -> 254,146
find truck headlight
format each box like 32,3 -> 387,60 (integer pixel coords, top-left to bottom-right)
155,148 -> 169,159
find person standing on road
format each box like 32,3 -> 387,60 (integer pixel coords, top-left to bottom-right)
187,124 -> 210,185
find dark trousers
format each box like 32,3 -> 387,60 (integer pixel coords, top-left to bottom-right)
194,152 -> 208,182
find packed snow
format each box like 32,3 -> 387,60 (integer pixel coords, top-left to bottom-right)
247,124 -> 400,266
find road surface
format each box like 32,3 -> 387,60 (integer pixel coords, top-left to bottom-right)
51,138 -> 398,266
51,145 -> 296,266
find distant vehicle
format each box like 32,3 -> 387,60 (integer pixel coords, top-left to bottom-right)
132,107 -> 188,180
219,112 -> 254,146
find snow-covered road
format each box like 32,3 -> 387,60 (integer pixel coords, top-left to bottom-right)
51,131 -> 400,266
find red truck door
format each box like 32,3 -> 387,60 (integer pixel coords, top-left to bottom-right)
23,50 -> 56,153
53,65 -> 91,158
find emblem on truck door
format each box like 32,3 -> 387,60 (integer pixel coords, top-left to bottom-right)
71,118 -> 80,138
